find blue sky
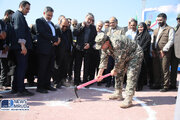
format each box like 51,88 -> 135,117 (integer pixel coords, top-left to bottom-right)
0,0 -> 179,27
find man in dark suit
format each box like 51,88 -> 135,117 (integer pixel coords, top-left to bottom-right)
73,13 -> 97,86
0,19 -> 6,98
10,1 -> 34,96
0,9 -> 14,88
53,18 -> 72,88
36,6 -> 60,93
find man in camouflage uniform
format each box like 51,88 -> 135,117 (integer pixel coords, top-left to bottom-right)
96,32 -> 143,108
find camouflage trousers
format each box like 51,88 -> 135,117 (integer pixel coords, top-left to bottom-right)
115,46 -> 143,96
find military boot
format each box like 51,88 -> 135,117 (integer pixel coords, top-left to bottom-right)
109,89 -> 123,100
119,96 -> 133,108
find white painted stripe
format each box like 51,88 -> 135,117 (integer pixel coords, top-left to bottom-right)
89,87 -> 157,120
46,101 -> 72,109
133,97 -> 157,120
0,90 -> 11,94
25,87 -> 37,89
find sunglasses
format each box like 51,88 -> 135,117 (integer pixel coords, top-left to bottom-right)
72,24 -> 77,26
62,25 -> 68,28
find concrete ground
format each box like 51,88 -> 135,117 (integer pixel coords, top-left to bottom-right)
0,74 -> 179,120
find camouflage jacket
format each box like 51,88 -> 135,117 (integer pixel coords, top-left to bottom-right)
99,35 -> 141,73
106,26 -> 125,37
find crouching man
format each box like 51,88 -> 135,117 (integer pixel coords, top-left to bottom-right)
95,33 -> 143,108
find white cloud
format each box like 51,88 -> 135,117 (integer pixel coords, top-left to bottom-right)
144,4 -> 180,13
177,4 -> 180,13
157,5 -> 176,13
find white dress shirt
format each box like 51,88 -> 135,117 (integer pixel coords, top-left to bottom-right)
45,18 -> 56,36
125,29 -> 137,40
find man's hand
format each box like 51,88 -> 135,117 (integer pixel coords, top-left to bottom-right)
82,21 -> 86,27
84,43 -> 90,49
96,68 -> 104,82
53,38 -> 61,46
0,31 -> 6,39
160,50 -> 165,58
111,69 -> 117,76
21,43 -> 27,55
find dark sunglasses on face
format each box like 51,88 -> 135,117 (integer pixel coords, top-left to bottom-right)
72,24 -> 77,26
62,25 -> 68,28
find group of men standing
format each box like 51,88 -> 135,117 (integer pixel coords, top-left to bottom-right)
0,1 -> 99,97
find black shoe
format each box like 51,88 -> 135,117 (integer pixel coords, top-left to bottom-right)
97,82 -> 101,86
3,83 -> 11,87
28,82 -> 37,87
169,86 -> 177,90
17,90 -> 34,97
46,86 -> 57,91
85,85 -> 90,88
160,88 -> 168,92
105,84 -> 111,87
36,89 -> 48,93
136,86 -> 143,91
0,95 -> 3,98
68,76 -> 72,81
11,89 -> 17,94
56,83 -> 62,89
150,85 -> 161,89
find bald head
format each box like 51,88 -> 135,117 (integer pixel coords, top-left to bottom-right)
96,21 -> 104,32
71,19 -> 78,27
60,18 -> 69,31
109,17 -> 118,29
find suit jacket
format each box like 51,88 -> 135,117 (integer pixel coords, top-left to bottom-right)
55,25 -> 73,62
0,20 -> 6,50
11,10 -> 32,50
36,17 -> 58,55
73,23 -> 97,51
174,27 -> 180,58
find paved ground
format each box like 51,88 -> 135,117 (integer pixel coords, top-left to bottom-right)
0,74 -> 179,120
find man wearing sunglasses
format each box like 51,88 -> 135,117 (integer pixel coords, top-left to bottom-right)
53,18 -> 73,88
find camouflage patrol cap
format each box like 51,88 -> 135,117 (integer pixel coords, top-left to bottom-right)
95,32 -> 109,50
177,13 -> 180,20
